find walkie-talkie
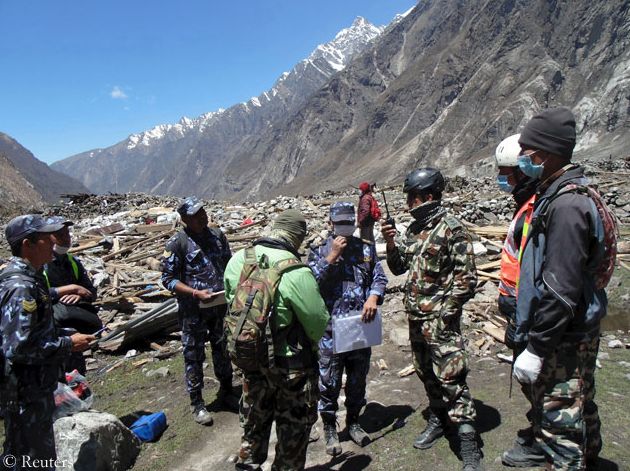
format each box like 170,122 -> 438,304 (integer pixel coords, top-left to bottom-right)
381,190 -> 395,229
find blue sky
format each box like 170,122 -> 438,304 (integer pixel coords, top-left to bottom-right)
0,1 -> 416,164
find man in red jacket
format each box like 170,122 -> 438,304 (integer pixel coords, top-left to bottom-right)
357,182 -> 381,242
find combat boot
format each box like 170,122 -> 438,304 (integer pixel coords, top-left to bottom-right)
347,411 -> 370,447
322,415 -> 342,457
459,423 -> 484,471
217,379 -> 240,411
413,410 -> 445,450
501,427 -> 545,467
190,392 -> 213,426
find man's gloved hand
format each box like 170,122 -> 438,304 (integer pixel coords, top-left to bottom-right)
513,348 -> 544,384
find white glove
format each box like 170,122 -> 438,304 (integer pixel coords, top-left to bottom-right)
513,349 -> 544,384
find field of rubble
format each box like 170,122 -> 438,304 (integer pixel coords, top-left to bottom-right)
1,159 -> 629,470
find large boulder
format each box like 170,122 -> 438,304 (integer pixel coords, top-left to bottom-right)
54,411 -> 141,471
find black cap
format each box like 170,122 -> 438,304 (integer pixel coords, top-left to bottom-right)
519,107 -> 576,159
5,215 -> 64,246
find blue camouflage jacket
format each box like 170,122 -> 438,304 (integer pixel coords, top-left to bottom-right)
308,235 -> 388,322
0,257 -> 72,396
161,228 -> 231,312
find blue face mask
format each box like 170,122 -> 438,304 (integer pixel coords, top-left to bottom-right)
496,175 -> 514,193
517,153 -> 544,179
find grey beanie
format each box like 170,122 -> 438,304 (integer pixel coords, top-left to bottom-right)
518,107 -> 576,159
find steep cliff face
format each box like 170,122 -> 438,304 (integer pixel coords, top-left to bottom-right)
228,0 -> 630,198
0,132 -> 89,204
54,1 -> 630,200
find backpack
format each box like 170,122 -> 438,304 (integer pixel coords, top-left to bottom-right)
171,227 -> 224,279
538,183 -> 619,289
370,198 -> 382,221
224,247 -> 306,373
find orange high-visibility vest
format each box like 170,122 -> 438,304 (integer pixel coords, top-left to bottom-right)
498,194 -> 535,297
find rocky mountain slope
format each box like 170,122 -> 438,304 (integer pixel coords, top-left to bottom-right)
0,132 -> 90,203
0,153 -> 43,214
52,17 -> 384,196
54,1 -> 630,200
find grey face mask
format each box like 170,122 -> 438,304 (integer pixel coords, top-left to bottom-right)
333,224 -> 355,237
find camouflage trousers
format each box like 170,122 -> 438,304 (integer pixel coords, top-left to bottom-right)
318,332 -> 370,420
2,393 -> 56,470
180,306 -> 233,395
237,367 -> 318,471
409,316 -> 476,424
529,335 -> 602,470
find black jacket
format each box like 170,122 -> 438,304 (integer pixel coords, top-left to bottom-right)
523,165 -> 604,356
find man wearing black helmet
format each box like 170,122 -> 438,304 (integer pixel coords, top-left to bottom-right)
382,168 -> 482,471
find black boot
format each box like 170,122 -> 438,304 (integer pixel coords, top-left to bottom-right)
347,412 -> 370,447
459,424 -> 484,471
322,415 -> 342,457
413,410 -> 445,450
501,427 -> 545,467
217,379 -> 239,411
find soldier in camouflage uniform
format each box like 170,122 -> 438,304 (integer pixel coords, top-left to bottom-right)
0,215 -> 94,469
224,209 -> 330,470
161,197 -> 236,425
382,168 -> 483,471
308,202 -> 388,456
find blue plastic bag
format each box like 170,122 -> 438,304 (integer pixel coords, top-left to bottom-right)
130,411 -> 167,442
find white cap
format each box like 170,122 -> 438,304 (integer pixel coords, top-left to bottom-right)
495,133 -> 521,167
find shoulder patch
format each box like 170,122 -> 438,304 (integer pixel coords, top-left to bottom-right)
22,299 -> 37,313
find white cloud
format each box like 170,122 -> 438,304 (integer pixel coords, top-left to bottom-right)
110,86 -> 128,99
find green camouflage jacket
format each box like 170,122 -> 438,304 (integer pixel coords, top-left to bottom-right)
386,213 -> 477,320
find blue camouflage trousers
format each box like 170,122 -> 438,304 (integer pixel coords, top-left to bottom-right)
180,305 -> 233,395
2,393 -> 56,470
530,335 -> 601,470
237,367 -> 318,471
318,333 -> 370,420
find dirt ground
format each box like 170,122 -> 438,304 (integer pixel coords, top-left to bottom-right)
85,301 -> 630,471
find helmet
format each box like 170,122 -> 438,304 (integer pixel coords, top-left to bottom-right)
495,133 -> 521,167
403,168 -> 445,194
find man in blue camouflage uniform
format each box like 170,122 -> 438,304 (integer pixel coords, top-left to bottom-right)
161,197 -> 236,425
382,169 -> 483,471
308,202 -> 388,456
0,215 -> 94,470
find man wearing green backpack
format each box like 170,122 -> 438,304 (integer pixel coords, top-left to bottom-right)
224,209 -> 329,470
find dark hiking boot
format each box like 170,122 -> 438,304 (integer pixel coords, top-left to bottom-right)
459,424 -> 484,471
501,428 -> 545,467
323,416 -> 342,457
347,413 -> 370,447
217,380 -> 240,411
501,442 -> 545,467
413,411 -> 445,450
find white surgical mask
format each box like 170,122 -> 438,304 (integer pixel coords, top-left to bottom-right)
333,224 -> 355,237
54,244 -> 70,255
